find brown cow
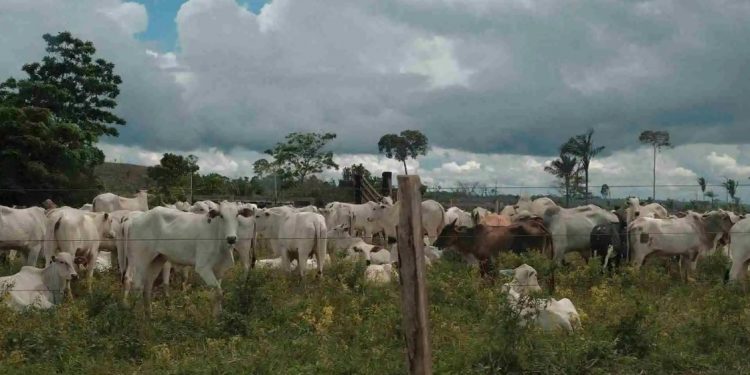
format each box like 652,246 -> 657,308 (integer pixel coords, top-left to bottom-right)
480,213 -> 512,227
435,218 -> 553,277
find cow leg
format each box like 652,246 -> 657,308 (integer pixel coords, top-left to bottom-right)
181,267 -> 191,292
27,243 -> 41,267
109,249 -> 119,273
680,255 -> 692,282
144,256 -> 168,318
195,265 -> 223,317
85,248 -> 99,293
160,262 -> 172,298
237,244 -> 251,276
280,246 -> 293,275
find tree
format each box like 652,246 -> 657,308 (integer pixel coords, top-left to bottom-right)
722,178 -> 738,209
0,106 -> 103,205
561,129 -> 604,203
638,130 -> 671,201
255,132 -> 339,185
544,152 -> 578,207
377,130 -> 429,175
147,153 -> 199,199
0,32 -> 125,141
697,177 -> 707,208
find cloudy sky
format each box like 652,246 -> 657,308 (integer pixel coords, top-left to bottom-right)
2,0 -> 750,201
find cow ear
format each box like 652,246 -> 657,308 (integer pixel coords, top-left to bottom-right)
239,208 -> 253,218
264,212 -> 270,217
208,209 -> 220,218
50,256 -> 56,264
74,256 -> 87,265
103,213 -> 109,221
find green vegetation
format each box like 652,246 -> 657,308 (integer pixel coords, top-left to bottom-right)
378,130 -> 429,175
0,252 -> 748,373
254,132 -> 339,186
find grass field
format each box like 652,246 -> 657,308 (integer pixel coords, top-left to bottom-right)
0,252 -> 748,374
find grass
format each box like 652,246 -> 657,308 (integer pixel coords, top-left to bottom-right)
0,252 -> 748,374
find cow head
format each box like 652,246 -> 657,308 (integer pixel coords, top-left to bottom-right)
101,212 -> 116,239
208,202 -> 250,245
501,264 -> 542,296
49,253 -> 79,280
702,210 -> 734,237
434,219 -> 470,250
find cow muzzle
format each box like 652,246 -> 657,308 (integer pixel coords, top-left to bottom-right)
226,236 -> 237,245
70,273 -> 79,280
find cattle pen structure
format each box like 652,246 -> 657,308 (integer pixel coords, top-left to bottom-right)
1,176 -> 750,373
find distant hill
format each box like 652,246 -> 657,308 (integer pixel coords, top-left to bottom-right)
94,162 -> 152,194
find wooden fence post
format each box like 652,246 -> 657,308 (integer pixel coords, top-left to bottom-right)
382,172 -> 393,199
397,175 -> 432,375
354,174 -> 363,204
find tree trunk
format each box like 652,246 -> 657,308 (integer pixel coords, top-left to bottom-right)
652,145 -> 657,200
564,176 -> 570,207
402,160 -> 408,175
584,166 -> 589,204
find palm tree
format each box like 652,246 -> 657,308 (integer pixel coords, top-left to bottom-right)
562,129 -> 605,203
705,190 -> 716,209
722,178 -> 738,209
697,177 -> 706,209
544,153 -> 578,207
638,130 -> 671,201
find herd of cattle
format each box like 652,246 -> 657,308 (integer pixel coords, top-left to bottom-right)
1,189 -> 750,332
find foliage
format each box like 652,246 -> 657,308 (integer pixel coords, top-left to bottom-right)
544,151 -> 578,207
377,130 -> 429,174
722,178 -> 738,203
561,129 -> 604,202
254,132 -> 339,185
146,153 -> 199,201
0,106 -> 103,206
0,253 -> 749,373
697,177 -> 706,194
0,32 -> 125,140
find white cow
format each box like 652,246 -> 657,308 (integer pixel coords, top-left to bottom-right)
501,264 -> 581,332
0,206 -> 48,266
625,197 -> 669,223
253,209 -> 327,278
447,207 -> 474,228
728,217 -> 750,282
93,190 -> 148,213
79,204 -> 93,211
629,210 -> 733,280
369,200 -> 446,245
235,214 -> 256,275
321,202 -> 379,241
123,202 -> 253,316
499,205 -> 516,217
189,200 -> 219,214
515,195 -> 557,217
174,201 -> 192,212
542,205 -> 619,264
296,205 -> 319,213
0,253 -> 78,311
46,207 -> 115,292
99,210 -> 136,274
365,263 -> 394,284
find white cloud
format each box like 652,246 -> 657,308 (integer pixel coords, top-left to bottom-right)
100,2 -> 148,35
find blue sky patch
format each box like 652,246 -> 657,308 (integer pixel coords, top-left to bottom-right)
134,0 -> 270,51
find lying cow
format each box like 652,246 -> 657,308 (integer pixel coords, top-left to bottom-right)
501,264 -> 581,332
434,219 -> 553,277
365,263 -> 395,284
0,253 -> 78,311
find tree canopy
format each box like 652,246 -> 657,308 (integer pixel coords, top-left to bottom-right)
146,153 -> 199,199
377,130 -> 428,174
544,152 -> 579,207
0,32 -> 125,141
254,132 -> 339,185
561,129 -> 603,202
